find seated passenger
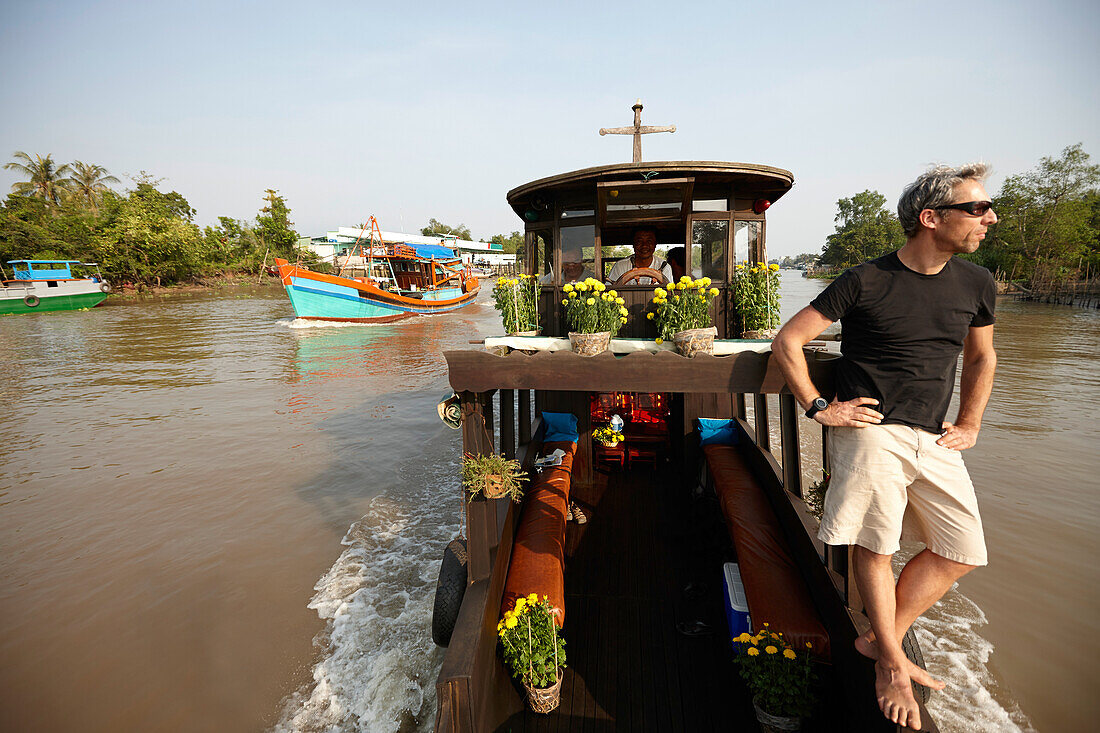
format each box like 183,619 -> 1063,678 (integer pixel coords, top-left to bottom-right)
665,246 -> 686,282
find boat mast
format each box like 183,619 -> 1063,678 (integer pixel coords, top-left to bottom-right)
598,99 -> 676,163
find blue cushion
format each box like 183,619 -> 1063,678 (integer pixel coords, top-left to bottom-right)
541,411 -> 579,443
697,417 -> 738,447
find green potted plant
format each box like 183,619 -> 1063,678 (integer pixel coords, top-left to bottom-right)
498,594 -> 568,713
647,276 -> 721,356
492,274 -> 540,336
461,452 -> 527,502
733,624 -> 818,731
733,263 -> 781,338
562,278 -> 629,356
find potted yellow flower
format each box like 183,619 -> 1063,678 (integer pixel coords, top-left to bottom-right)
498,594 -> 568,713
492,274 -> 540,336
647,276 -> 721,357
593,424 -> 624,448
461,452 -> 527,502
562,278 -> 629,356
733,263 -> 781,338
733,624 -> 818,731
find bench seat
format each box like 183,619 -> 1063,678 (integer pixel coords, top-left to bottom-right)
500,440 -> 576,627
704,444 -> 831,659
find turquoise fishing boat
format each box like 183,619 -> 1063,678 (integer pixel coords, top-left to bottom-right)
1,260 -> 110,315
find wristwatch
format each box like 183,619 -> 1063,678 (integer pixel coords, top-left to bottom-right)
805,397 -> 829,420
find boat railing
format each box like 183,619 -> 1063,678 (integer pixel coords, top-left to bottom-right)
437,347 -> 936,732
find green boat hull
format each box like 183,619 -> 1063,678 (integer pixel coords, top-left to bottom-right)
0,291 -> 107,315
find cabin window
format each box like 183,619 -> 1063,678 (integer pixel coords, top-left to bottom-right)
692,198 -> 727,212
47,281 -> 59,288
691,220 -> 728,281
733,220 -> 762,265
560,224 -> 595,284
530,230 -> 552,281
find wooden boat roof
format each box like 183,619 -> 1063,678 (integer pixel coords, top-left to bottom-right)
506,160 -> 795,217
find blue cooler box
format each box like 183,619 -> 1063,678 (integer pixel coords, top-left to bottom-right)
722,562 -> 751,647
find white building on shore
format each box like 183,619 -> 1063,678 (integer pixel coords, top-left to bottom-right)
297,227 -> 517,267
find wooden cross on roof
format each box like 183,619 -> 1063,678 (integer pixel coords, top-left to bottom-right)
599,99 -> 676,163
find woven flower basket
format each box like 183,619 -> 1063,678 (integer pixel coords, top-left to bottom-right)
525,670 -> 563,714
752,695 -> 802,732
568,331 -> 611,357
742,328 -> 779,340
507,329 -> 541,337
672,326 -> 717,357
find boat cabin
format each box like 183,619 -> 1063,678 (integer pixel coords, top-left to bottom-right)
507,160 -> 792,338
6,260 -> 84,283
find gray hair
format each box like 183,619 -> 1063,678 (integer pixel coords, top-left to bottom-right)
897,163 -> 990,237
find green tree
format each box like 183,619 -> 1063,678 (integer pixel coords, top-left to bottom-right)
820,190 -> 904,269
421,218 -> 472,241
971,143 -> 1100,282
68,161 -> 120,214
255,189 -> 298,260
4,151 -> 73,205
489,231 -> 524,254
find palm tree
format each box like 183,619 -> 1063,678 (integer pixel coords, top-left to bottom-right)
69,161 -> 120,213
4,151 -> 73,205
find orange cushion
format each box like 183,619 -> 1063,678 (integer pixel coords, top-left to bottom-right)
501,441 -> 576,627
705,444 -> 831,659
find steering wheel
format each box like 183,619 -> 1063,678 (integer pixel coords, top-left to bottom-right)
613,267 -> 668,286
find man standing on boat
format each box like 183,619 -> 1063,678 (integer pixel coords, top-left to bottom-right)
772,164 -> 999,730
606,226 -> 673,285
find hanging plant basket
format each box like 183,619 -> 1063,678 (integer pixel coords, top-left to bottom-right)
568,331 -> 611,356
482,474 -> 507,499
672,326 -> 717,357
524,670 -> 564,714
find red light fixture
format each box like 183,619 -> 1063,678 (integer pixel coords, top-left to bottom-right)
753,199 -> 771,214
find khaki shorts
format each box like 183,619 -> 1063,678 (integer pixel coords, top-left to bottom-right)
818,424 -> 988,566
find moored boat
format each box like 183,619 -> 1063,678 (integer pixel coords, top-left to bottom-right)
274,218 -> 480,323
1,260 -> 110,315
429,105 -> 939,731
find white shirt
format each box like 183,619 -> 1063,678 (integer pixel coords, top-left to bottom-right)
606,255 -> 672,285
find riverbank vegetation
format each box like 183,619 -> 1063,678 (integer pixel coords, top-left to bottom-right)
1,152 -> 305,289
813,144 -> 1099,286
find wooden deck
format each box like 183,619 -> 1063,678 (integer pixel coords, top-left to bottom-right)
496,463 -> 755,732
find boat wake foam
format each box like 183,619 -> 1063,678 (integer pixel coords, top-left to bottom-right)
271,460 -> 458,732
902,554 -> 1036,732
278,318 -> 391,330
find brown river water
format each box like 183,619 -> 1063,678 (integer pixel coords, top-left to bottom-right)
0,274 -> 1096,732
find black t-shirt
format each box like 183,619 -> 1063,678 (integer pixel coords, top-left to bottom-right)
810,252 -> 996,432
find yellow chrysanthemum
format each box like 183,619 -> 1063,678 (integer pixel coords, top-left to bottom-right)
527,593 -> 538,603
616,297 -> 625,305
765,645 -> 778,655
700,277 -> 711,287
672,295 -> 680,302
506,616 -> 518,629
575,282 -> 586,292
736,264 -> 745,270
608,290 -> 618,298
563,283 -> 573,293
620,317 -> 628,323
655,337 -> 663,345
735,632 -> 751,643
783,649 -> 797,660
619,307 -> 628,316
770,263 -> 780,271
747,647 -> 759,656
680,275 -> 691,283
568,291 -> 577,298
654,288 -> 666,298
646,312 -> 654,320
805,642 -> 812,649
586,298 -> 595,305
709,287 -> 719,296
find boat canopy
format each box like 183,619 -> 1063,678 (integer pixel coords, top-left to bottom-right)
7,260 -> 82,280
407,243 -> 460,261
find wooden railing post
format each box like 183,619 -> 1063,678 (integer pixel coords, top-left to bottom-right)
753,394 -> 770,450
461,391 -> 498,583
735,393 -> 746,420
518,389 -> 531,446
500,389 -> 515,459
778,394 -> 802,498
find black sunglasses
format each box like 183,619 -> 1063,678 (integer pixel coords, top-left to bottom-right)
934,200 -> 994,216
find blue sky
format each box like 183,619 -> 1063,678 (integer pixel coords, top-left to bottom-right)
2,0 -> 1098,257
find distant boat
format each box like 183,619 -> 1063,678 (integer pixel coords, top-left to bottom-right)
1,260 -> 110,315
274,218 -> 480,323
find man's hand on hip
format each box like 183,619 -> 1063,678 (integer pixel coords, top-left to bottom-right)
937,421 -> 979,450
814,397 -> 884,427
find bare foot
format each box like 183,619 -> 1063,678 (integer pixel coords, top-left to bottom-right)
855,633 -> 946,690
875,660 -> 922,729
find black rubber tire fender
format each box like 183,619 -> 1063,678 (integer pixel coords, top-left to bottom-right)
903,627 -> 931,704
99,283 -> 111,293
23,294 -> 39,307
431,538 -> 468,647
